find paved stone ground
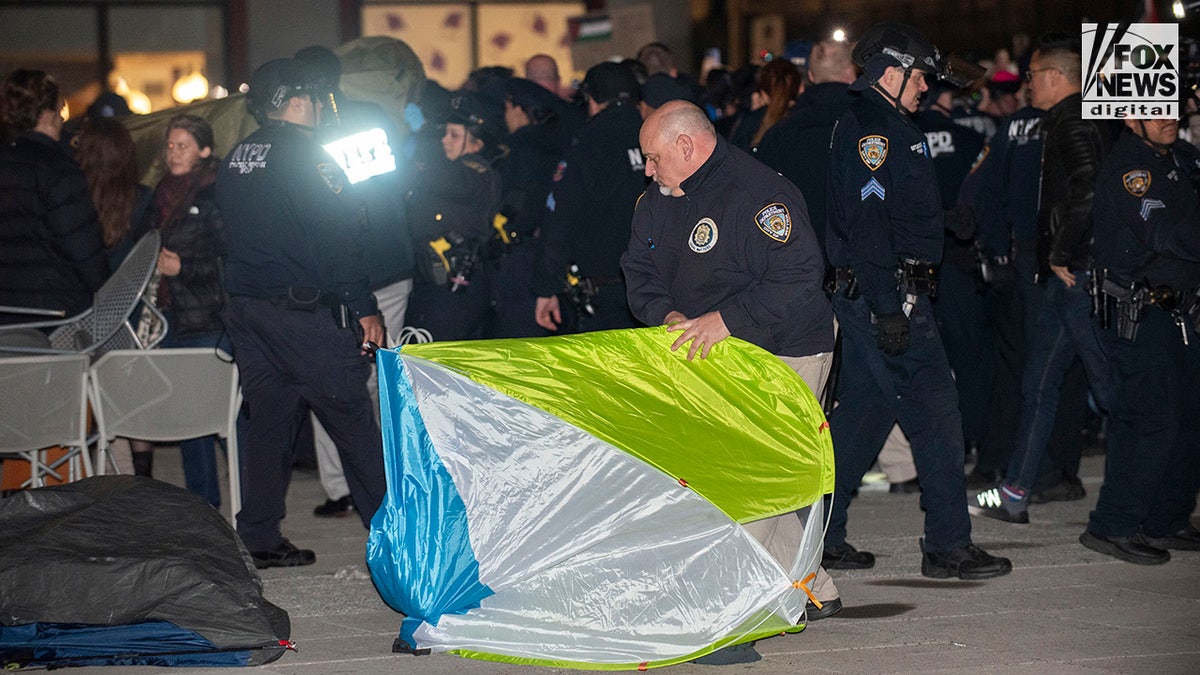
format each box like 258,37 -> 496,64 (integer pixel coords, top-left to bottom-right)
72,452 -> 1200,674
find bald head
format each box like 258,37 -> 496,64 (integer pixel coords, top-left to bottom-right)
807,40 -> 856,85
640,101 -> 718,196
525,54 -> 560,93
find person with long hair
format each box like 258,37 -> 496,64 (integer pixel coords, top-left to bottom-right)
728,59 -> 802,151
749,58 -> 803,149
75,116 -> 152,269
136,113 -> 228,506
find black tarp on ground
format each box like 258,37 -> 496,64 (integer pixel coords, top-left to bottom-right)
0,475 -> 291,668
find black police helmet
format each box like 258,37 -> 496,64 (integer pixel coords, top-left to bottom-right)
294,45 -> 342,94
853,22 -> 942,76
580,61 -> 640,104
246,58 -> 326,123
447,90 -> 503,149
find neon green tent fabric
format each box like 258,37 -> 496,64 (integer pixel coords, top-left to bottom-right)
368,327 -> 833,668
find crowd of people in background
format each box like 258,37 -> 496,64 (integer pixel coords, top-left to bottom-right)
1,20 -> 1198,583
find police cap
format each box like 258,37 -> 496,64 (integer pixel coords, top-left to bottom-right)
580,61 -> 640,104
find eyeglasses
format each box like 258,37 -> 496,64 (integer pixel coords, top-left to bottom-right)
1024,67 -> 1059,82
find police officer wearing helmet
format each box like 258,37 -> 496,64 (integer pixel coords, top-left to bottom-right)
823,22 -> 1012,580
533,61 -> 646,333
1082,115 -> 1200,563
404,90 -> 503,341
490,77 -> 575,338
217,58 -> 386,568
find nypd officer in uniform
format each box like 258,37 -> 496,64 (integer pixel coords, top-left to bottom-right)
622,100 -> 843,619
533,61 -> 646,333
822,22 -> 1011,580
1082,114 -> 1200,564
405,91 -> 503,341
913,82 -> 991,467
217,58 -> 386,568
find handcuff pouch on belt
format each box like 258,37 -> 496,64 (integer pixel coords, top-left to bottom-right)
823,266 -> 860,299
428,230 -> 481,292
897,258 -> 937,298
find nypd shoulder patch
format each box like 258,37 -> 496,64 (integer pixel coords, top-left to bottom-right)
689,218 -> 718,253
1123,169 -> 1150,197
755,203 -> 791,243
317,163 -> 344,195
859,135 -> 888,170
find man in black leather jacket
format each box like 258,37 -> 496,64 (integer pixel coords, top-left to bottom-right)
970,35 -> 1113,526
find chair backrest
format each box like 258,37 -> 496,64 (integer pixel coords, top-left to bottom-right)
0,354 -> 90,455
89,348 -> 238,443
48,230 -> 161,356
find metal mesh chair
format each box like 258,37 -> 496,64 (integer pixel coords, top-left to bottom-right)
89,348 -> 241,520
0,230 -> 166,359
0,354 -> 92,488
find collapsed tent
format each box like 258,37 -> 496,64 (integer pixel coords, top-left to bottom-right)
0,475 -> 292,669
368,327 -> 834,669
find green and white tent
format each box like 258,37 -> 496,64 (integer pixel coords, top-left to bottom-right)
368,327 -> 834,669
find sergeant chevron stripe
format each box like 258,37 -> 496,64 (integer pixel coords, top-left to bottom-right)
1139,198 -> 1164,221
860,177 -> 886,201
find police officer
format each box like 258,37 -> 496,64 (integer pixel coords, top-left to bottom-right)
404,91 -> 503,341
294,45 -> 417,519
217,58 -> 385,567
969,36 -> 1113,525
295,45 -> 416,344
913,81 -> 992,475
822,22 -> 1011,580
533,61 -> 646,333
490,77 -> 574,338
970,103 -> 1046,484
1082,115 -> 1200,563
622,101 -> 843,619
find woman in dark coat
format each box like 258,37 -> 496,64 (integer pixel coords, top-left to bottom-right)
137,113 -> 227,506
0,69 -> 109,323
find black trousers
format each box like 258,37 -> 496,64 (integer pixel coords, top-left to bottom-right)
224,296 -> 386,551
1089,310 -> 1200,538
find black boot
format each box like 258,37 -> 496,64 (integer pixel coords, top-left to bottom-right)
132,450 -> 154,477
